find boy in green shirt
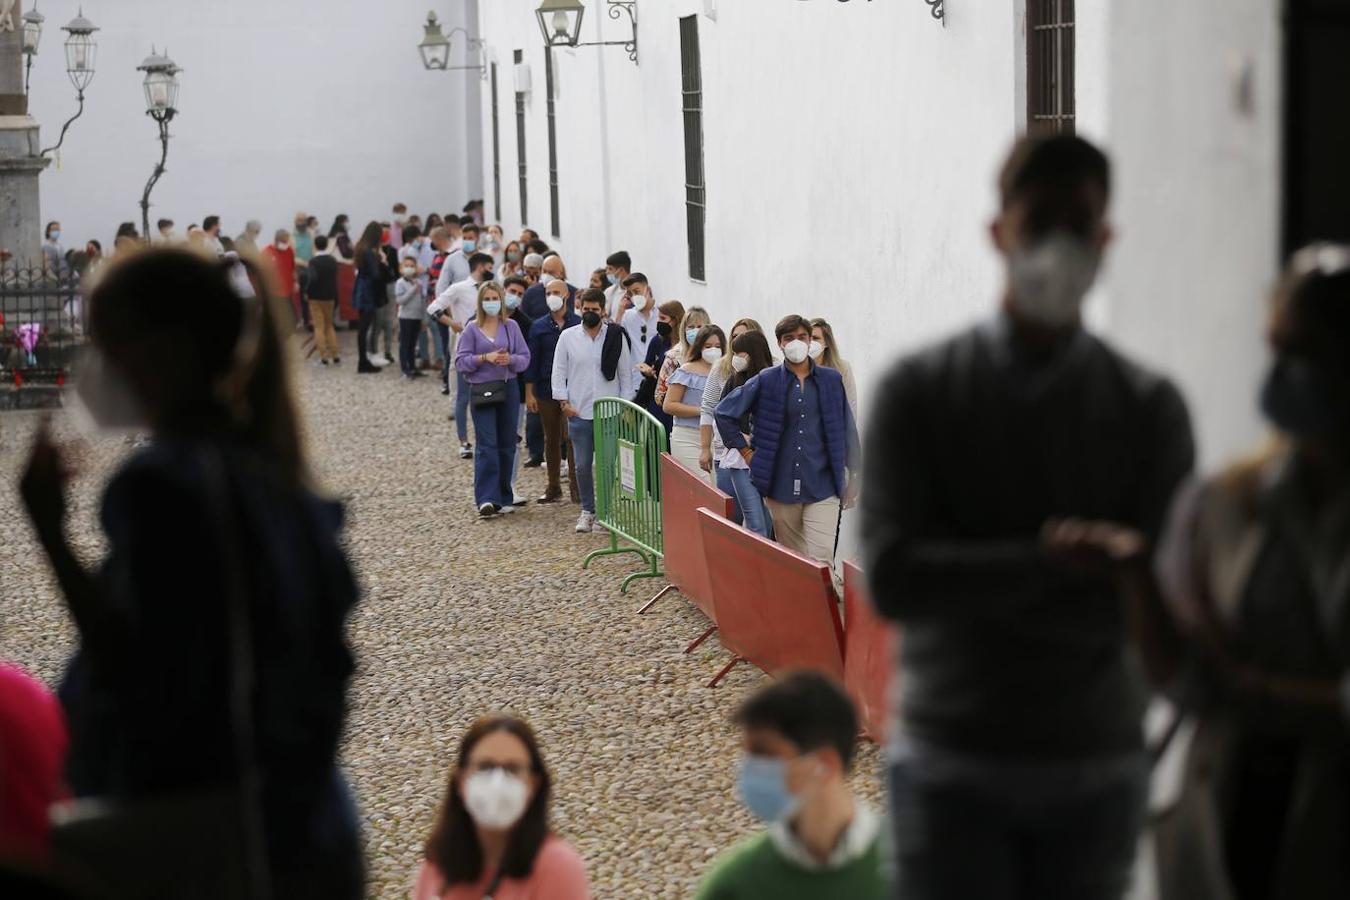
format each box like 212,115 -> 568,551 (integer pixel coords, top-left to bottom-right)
696,671 -> 891,900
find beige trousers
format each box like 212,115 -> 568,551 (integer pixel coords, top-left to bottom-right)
310,299 -> 339,361
765,496 -> 841,569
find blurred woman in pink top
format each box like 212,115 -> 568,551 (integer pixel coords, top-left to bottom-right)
412,717 -> 590,900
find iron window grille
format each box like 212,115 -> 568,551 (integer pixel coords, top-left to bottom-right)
679,16 -> 706,281
546,48 -> 560,238
1027,0 -> 1076,135
515,49 -> 528,227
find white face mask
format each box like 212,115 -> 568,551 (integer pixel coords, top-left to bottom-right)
1007,232 -> 1100,328
731,354 -> 749,373
701,347 -> 723,365
782,340 -> 809,365
807,340 -> 824,360
463,769 -> 530,830
546,294 -> 565,313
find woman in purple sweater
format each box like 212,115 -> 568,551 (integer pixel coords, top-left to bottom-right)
455,282 -> 532,516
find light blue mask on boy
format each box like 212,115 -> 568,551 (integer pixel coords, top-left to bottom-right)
736,756 -> 800,823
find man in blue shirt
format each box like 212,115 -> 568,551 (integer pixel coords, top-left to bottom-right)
526,277 -> 582,504
715,315 -> 860,570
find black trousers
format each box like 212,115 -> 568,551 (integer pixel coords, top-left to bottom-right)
356,308 -> 375,367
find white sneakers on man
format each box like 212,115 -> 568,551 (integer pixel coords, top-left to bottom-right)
575,512 -> 595,533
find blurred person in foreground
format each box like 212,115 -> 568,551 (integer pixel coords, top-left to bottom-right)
19,248 -> 363,897
696,671 -> 890,899
861,134 -> 1194,899
412,716 -> 589,899
1133,244 -> 1350,899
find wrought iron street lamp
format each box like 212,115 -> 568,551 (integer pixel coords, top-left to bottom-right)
40,9 -> 99,158
418,11 -> 486,78
136,47 -> 180,240
21,5 -> 43,94
535,0 -> 638,65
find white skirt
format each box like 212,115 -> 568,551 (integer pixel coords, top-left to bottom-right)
669,425 -> 714,485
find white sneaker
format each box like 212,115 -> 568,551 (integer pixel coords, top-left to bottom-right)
591,519 -> 608,534
575,512 -> 595,533
498,503 -> 516,514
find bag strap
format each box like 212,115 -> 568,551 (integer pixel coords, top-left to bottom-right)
199,448 -> 273,900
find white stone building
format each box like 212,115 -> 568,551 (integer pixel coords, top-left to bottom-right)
471,0 -> 1348,481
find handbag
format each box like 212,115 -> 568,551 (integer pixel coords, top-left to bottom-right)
49,449 -> 272,900
471,379 -> 510,407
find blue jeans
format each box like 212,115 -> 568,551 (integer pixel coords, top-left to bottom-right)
397,319 -> 420,375
525,411 -> 544,459
567,416 -> 596,514
890,746 -> 1147,900
714,463 -> 744,526
725,466 -> 770,538
470,390 -> 521,508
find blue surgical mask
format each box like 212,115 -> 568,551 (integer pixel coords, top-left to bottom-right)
463,240 -> 477,253
482,300 -> 502,316
736,756 -> 800,823
49,230 -> 61,241
685,327 -> 700,345
606,272 -> 617,286
505,293 -> 522,310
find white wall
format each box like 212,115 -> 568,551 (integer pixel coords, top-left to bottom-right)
477,0 -> 1053,422
1105,0 -> 1280,468
29,0 -> 481,250
477,0 -> 1280,475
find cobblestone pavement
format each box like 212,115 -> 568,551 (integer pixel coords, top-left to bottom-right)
0,330 -> 884,898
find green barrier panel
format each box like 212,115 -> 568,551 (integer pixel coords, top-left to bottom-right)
583,397 -> 668,593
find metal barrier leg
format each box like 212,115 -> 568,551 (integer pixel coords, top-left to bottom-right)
638,584 -> 677,615
582,532 -> 649,570
684,625 -> 717,655
620,562 -> 664,595
707,656 -> 743,688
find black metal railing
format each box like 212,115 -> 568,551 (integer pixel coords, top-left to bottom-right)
0,265 -> 85,387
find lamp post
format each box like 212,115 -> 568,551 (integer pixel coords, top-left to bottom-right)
535,0 -> 638,65
39,9 -> 98,158
20,4 -> 42,94
136,47 -> 180,241
417,10 -> 486,78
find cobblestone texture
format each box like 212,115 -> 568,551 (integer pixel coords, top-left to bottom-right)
0,330 -> 883,898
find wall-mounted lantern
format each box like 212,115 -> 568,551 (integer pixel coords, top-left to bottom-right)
418,10 -> 487,79
535,0 -> 638,66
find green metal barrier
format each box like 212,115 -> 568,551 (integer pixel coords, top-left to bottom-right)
583,397 -> 668,592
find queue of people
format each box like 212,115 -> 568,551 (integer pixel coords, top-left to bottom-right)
13,129 -> 1350,900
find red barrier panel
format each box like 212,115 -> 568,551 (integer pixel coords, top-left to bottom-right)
843,560 -> 897,743
697,508 -> 845,686
337,263 -> 357,322
643,454 -> 735,623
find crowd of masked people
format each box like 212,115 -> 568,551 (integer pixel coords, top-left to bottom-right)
6,131 -> 1350,900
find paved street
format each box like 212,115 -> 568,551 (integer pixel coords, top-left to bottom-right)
0,329 -> 884,898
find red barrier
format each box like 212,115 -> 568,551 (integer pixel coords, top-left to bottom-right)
697,508 -> 845,687
641,455 -> 735,630
337,263 -> 357,322
842,560 -> 897,742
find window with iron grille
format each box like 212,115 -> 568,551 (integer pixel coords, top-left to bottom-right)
491,63 -> 502,222
514,49 -> 528,226
545,48 -> 560,239
1027,0 -> 1075,135
679,16 -> 706,281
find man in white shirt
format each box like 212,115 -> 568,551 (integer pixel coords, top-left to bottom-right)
604,250 -> 632,322
435,233 -> 472,298
618,273 -> 658,398
429,252 -> 496,457
551,288 -> 634,533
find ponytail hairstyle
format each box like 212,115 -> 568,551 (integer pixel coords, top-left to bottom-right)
87,248 -> 308,488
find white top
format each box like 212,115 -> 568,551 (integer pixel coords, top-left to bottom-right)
604,282 -> 626,322
435,248 -> 471,297
551,323 -> 634,420
620,304 -> 657,394
427,277 -> 481,328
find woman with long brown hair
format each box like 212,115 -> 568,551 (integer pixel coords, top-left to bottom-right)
413,717 -> 589,899
353,220 -> 388,373
19,248 -> 363,898
809,318 -> 858,420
